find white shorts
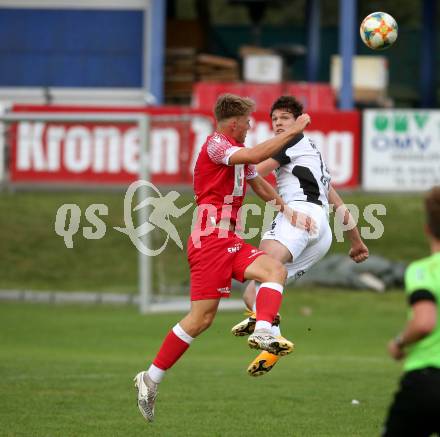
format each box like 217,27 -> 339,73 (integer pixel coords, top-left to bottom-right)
261,201 -> 332,281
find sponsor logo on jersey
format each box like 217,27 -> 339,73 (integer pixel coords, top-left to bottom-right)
227,243 -> 242,253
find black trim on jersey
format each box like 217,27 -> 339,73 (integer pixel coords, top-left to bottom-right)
408,289 -> 437,306
291,165 -> 322,205
271,133 -> 304,166
308,138 -> 331,190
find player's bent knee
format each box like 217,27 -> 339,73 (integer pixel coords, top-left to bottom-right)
186,316 -> 213,337
244,254 -> 287,284
182,306 -> 217,336
191,311 -> 216,334
274,262 -> 287,283
201,312 -> 215,330
261,259 -> 287,283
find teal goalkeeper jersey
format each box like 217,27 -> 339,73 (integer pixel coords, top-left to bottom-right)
404,252 -> 440,372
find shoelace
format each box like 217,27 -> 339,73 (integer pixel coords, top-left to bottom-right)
139,378 -> 158,403
147,390 -> 157,402
145,381 -> 158,403
243,308 -> 255,318
253,332 -> 275,344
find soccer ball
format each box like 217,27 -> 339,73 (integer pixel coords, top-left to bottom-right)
360,12 -> 398,50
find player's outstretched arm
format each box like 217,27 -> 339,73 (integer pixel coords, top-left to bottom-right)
256,158 -> 280,177
248,175 -> 317,234
229,114 -> 310,166
329,185 -> 369,263
388,300 -> 436,360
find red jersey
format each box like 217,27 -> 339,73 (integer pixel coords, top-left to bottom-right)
193,132 -> 257,229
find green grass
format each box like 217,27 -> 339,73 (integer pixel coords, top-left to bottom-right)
0,288 -> 406,437
0,190 -> 422,435
0,191 -> 429,293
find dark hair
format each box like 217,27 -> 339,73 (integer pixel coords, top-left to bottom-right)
214,94 -> 255,122
425,186 -> 440,239
270,95 -> 303,118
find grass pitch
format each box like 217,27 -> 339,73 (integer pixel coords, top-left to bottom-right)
1,288 -> 405,437
0,191 -> 428,293
0,190 -> 425,435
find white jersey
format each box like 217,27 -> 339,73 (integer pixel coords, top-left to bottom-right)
272,133 -> 331,206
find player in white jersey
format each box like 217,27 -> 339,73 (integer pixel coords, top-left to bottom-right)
231,96 -> 369,376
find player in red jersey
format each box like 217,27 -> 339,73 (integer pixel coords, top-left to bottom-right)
134,94 -> 311,423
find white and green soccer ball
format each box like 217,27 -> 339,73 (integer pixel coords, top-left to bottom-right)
360,12 -> 398,50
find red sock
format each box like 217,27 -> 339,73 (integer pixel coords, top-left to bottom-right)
152,324 -> 193,370
256,282 -> 283,324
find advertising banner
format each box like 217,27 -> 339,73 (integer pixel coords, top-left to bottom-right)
192,82 -> 336,112
9,106 -> 214,185
363,110 -> 440,191
249,111 -> 360,188
9,105 -> 360,189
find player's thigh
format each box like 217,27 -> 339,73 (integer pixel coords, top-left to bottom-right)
189,298 -> 220,317
185,299 -> 220,323
241,253 -> 286,283
261,211 -> 309,263
286,221 -> 332,281
259,239 -> 292,264
231,242 -> 266,283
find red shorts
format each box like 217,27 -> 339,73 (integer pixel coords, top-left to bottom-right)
187,230 -> 265,301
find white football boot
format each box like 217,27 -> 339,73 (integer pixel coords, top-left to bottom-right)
231,311 -> 281,337
231,310 -> 256,336
133,371 -> 158,423
248,329 -> 294,356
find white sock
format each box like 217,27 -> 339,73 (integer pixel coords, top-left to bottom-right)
252,282 -> 261,312
255,320 -> 272,331
146,324 -> 193,385
172,323 -> 194,344
148,364 -> 165,384
271,324 -> 281,337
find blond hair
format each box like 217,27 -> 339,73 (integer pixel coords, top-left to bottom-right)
425,186 -> 440,239
214,94 -> 255,122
